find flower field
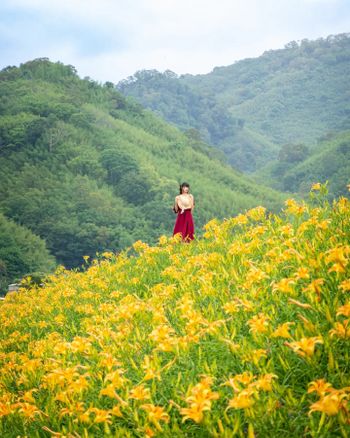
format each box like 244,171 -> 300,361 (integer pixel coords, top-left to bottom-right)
0,184 -> 349,437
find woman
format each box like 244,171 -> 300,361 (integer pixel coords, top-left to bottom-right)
172,182 -> 195,242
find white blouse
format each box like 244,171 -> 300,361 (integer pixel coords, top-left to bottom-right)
176,194 -> 194,210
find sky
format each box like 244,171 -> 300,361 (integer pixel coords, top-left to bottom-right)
0,0 -> 349,84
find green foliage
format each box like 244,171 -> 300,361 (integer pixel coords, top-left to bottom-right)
281,131 -> 350,197
0,213 -> 55,294
0,59 -> 284,282
254,130 -> 350,198
278,143 -> 310,164
118,70 -> 242,146
118,33 -> 350,173
100,148 -> 138,185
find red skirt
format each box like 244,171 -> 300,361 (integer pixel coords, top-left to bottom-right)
173,208 -> 195,242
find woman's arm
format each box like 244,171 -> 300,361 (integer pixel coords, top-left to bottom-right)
173,196 -> 179,213
190,194 -> 195,211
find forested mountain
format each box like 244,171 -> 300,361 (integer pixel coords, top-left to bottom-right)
118,33 -> 350,173
0,59 -> 285,292
254,130 -> 350,197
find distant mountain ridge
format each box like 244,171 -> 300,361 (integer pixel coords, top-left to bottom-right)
118,33 -> 350,172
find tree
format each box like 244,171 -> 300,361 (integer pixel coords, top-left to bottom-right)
100,149 -> 138,185
278,143 -> 310,163
0,213 -> 56,293
117,170 -> 152,205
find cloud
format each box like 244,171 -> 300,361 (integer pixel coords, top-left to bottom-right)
0,0 -> 349,83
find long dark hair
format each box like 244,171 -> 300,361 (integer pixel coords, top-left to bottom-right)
179,182 -> 190,194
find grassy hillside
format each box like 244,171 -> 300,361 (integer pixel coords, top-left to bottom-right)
118,69 -> 266,172
219,126 -> 279,172
118,33 -> 350,172
0,58 -> 284,289
185,34 -> 350,145
253,130 -> 350,198
0,184 -> 349,436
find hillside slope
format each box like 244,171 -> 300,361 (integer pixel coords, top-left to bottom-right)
253,130 -> 350,198
0,185 -> 349,436
118,33 -> 350,172
0,59 -> 284,281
